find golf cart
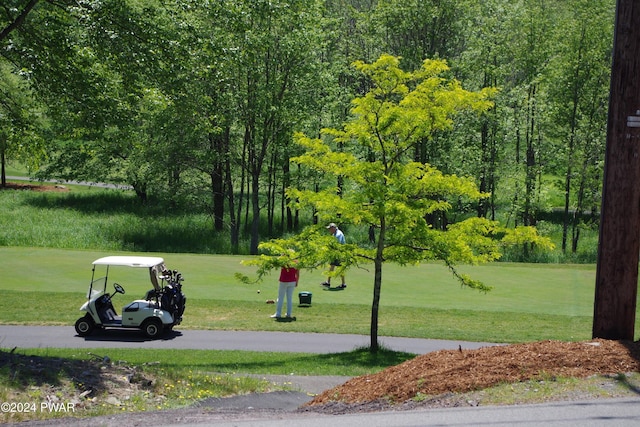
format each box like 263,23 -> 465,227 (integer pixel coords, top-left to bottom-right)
74,256 -> 186,339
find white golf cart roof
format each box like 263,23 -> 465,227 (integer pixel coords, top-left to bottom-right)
92,256 -> 165,268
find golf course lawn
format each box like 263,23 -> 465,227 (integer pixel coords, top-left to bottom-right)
1,246 -> 633,343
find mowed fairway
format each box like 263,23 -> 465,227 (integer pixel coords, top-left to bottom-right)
0,246 -> 637,343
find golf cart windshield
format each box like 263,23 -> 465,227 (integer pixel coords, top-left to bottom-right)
87,276 -> 107,299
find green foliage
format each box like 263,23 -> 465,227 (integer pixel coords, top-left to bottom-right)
252,55 -> 550,284
288,56 -> 498,267
238,225 -> 359,283
0,61 -> 48,173
242,54 -> 556,350
502,225 -> 557,250
1,1 -> 614,257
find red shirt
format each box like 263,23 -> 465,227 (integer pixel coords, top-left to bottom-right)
279,266 -> 298,282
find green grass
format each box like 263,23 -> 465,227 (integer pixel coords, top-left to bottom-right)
0,181 -> 601,260
1,246 -> 637,343
429,373 -> 640,406
0,185 -> 617,343
2,164 -> 28,177
0,186 -> 239,253
10,346 -> 415,377
0,247 -> 598,314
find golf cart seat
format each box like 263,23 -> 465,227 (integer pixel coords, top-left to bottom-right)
99,306 -> 121,323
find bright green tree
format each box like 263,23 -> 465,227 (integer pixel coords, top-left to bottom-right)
242,55 -> 553,352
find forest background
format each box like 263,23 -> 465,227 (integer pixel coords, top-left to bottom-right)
0,0 -> 614,260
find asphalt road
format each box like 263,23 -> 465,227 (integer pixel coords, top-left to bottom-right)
0,325 -> 496,354
178,398 -> 640,427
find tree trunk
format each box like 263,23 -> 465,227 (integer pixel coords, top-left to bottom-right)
523,84 -> 537,228
250,173 -> 261,254
477,71 -> 497,220
572,156 -> 590,253
225,155 -> 239,253
563,27 -> 586,253
210,129 -> 228,232
1,138 -> 6,187
0,0 -> 39,42
593,0 -> 640,341
477,120 -> 489,218
284,158 -> 292,231
370,217 -> 385,353
562,139 -> 574,253
233,130 -> 249,253
266,149 -> 276,235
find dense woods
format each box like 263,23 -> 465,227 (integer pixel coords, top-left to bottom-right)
0,0 -> 615,257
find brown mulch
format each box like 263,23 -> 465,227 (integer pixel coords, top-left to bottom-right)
305,339 -> 640,406
1,182 -> 69,192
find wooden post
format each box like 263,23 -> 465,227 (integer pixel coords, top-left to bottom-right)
593,0 -> 640,340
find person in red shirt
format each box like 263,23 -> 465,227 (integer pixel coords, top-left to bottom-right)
272,261 -> 299,319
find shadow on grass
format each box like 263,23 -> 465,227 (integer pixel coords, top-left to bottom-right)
23,192 -> 149,215
325,346 -> 416,368
620,341 -> 640,395
18,192 -> 235,254
155,346 -> 417,375
0,348 -> 112,394
613,373 -> 640,395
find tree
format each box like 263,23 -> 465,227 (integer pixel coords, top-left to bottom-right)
0,0 -> 39,43
545,0 -> 612,254
251,0 -> 319,252
1,0 -> 611,258
0,60 -> 47,185
371,0 -> 469,71
455,0 -> 513,221
3,0 -> 178,199
241,55 -> 554,352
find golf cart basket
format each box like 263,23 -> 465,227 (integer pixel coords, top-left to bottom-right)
145,266 -> 186,325
158,268 -> 186,323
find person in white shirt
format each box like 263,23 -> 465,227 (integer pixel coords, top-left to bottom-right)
322,223 -> 346,289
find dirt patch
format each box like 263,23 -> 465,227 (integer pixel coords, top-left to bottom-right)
0,350 -> 155,410
1,182 -> 69,192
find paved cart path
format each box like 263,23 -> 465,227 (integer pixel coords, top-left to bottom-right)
0,325 -> 495,354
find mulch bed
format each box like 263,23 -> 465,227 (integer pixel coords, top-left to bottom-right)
305,339 -> 640,405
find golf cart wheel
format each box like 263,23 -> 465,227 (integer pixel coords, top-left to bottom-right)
141,318 -> 164,339
75,315 -> 95,337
